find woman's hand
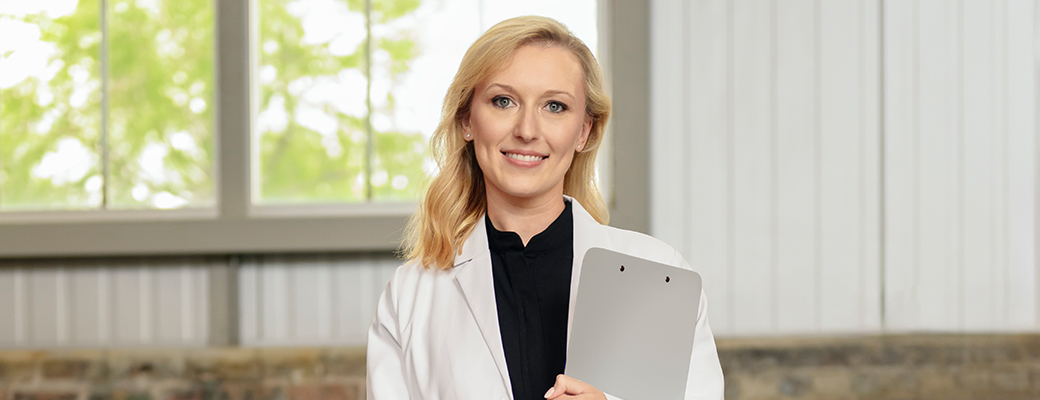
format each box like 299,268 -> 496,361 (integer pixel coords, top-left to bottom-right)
543,374 -> 607,400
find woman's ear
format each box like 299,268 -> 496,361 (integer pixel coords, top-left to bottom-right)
577,115 -> 593,151
461,114 -> 473,141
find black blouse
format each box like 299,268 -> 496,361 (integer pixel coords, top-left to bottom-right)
486,201 -> 573,400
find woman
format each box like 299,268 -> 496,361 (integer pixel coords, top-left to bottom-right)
367,16 -> 724,400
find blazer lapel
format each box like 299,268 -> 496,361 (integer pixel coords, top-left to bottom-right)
567,198 -> 611,340
452,216 -> 512,399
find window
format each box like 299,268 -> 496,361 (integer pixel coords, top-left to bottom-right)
253,0 -> 600,205
0,0 -> 609,256
0,0 -> 216,211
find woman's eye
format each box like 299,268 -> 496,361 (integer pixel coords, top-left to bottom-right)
546,101 -> 567,113
492,96 -> 513,108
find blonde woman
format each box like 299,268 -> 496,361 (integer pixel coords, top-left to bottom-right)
367,16 -> 724,400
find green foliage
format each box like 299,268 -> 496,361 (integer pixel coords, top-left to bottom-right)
1,0 -> 428,210
105,0 -> 215,208
1,0 -> 103,210
257,0 -> 426,203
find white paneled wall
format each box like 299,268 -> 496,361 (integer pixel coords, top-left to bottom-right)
650,0 -> 1038,336
0,259 -> 210,348
238,253 -> 400,346
883,0 -> 1037,332
651,0 -> 882,336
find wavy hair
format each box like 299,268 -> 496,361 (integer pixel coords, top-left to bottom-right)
402,16 -> 611,269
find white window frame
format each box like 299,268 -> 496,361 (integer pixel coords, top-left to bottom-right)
0,0 -> 651,258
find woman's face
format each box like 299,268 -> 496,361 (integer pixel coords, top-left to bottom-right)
462,44 -> 592,204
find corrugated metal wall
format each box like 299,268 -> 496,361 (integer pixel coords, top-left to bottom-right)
238,253 -> 399,346
0,253 -> 401,348
0,258 -> 211,348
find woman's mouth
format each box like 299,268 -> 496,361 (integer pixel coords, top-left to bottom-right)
503,152 -> 547,162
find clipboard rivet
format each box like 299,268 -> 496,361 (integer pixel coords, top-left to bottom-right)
665,276 -> 670,283
620,265 -> 625,272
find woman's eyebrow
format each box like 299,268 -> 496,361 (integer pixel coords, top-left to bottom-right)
542,90 -> 575,100
486,83 -> 575,100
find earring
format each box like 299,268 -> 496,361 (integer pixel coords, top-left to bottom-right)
466,133 -> 471,139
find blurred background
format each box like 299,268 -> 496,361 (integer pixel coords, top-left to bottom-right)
0,0 -> 1037,399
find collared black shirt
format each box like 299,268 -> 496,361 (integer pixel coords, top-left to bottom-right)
486,201 -> 573,400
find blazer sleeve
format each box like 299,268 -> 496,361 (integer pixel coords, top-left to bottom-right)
678,250 -> 725,400
367,273 -> 413,399
684,287 -> 725,400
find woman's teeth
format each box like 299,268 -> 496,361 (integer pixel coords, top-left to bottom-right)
505,153 -> 544,162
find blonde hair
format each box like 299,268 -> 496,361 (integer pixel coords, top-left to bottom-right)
402,16 -> 611,269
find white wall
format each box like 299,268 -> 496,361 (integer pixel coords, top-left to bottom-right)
238,254 -> 399,346
0,259 -> 210,348
650,0 -> 1038,336
883,0 -> 1038,332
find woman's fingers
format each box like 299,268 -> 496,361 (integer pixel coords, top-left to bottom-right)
544,374 -> 607,399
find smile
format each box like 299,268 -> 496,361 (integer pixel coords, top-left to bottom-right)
503,152 -> 547,162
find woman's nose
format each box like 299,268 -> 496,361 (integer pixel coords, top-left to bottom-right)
514,107 -> 539,141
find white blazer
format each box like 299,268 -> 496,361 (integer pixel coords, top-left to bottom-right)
368,198 -> 725,400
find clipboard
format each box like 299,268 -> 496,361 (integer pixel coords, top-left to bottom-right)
565,247 -> 701,400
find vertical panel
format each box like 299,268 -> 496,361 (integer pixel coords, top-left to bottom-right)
961,0 -> 999,330
819,0 -> 870,331
154,266 -> 184,343
774,0 -> 818,334
883,0 -> 921,331
97,268 -> 111,343
69,265 -> 103,344
139,266 -> 154,342
113,266 -> 142,344
1006,0 -> 1037,328
916,0 -> 962,330
29,268 -> 61,346
260,258 -> 290,341
194,263 -> 209,343
335,259 -> 365,343
685,0 -> 733,335
357,259 -> 379,340
860,0 -> 883,331
731,0 -> 775,333
239,261 -> 259,343
649,0 -> 687,250
991,0 -> 1011,330
292,259 -> 333,340
0,269 -> 18,345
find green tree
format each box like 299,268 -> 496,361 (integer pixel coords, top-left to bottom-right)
257,0 -> 425,203
1,0 -> 427,211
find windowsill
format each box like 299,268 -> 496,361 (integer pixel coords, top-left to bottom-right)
248,201 -> 417,218
0,207 -> 411,258
0,207 -> 220,225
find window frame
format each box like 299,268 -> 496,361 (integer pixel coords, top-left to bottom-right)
0,0 -> 651,258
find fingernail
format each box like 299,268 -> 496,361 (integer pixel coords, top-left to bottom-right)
544,387 -> 554,398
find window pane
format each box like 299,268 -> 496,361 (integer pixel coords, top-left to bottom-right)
368,0 -> 432,201
105,0 -> 215,209
253,0 -> 598,205
255,0 -> 369,204
0,0 -> 103,211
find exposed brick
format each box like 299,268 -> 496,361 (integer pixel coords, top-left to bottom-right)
0,356 -> 39,384
256,351 -> 323,382
12,392 -> 78,400
319,350 -> 364,379
41,360 -> 90,380
991,369 -> 1030,391
286,383 -> 358,400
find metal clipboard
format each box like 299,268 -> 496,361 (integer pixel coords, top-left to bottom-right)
565,247 -> 701,400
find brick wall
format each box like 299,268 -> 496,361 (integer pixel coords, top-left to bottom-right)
1,335 -> 1038,400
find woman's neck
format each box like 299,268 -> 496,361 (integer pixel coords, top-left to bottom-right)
485,188 -> 566,247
